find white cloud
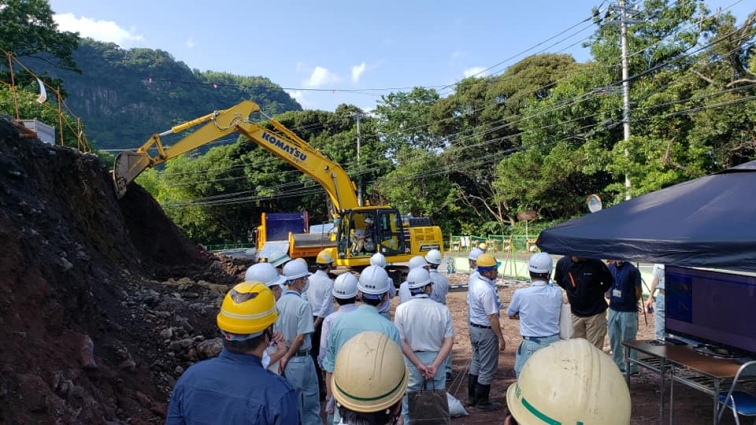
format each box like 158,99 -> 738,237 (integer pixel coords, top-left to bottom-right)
451,50 -> 465,62
462,66 -> 487,78
185,38 -> 195,49
286,90 -> 314,109
351,62 -> 367,83
304,66 -> 340,88
54,13 -> 144,47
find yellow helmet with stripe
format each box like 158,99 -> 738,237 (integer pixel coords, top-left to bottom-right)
216,281 -> 278,337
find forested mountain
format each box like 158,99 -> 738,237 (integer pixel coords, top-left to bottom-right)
26,38 -> 301,149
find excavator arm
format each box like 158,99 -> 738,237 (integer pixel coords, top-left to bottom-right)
112,101 -> 359,213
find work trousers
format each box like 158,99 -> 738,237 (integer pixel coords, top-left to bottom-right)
469,326 -> 499,385
283,356 -> 322,425
571,310 -> 607,350
654,294 -> 666,340
402,351 -> 447,424
311,316 -> 325,394
514,334 -> 560,378
608,309 -> 638,372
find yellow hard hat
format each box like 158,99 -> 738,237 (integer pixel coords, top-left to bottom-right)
316,249 -> 335,265
478,242 -> 488,251
506,338 -> 631,425
476,253 -> 498,271
216,282 -> 278,336
332,331 -> 409,413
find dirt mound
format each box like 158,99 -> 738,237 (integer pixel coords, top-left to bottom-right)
0,118 -> 251,424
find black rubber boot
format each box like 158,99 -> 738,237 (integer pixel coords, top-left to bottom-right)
466,374 -> 478,406
475,383 -> 502,411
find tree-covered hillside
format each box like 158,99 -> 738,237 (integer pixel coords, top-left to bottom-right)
26,38 -> 301,149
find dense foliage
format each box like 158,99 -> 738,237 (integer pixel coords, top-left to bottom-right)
1,0 -> 755,244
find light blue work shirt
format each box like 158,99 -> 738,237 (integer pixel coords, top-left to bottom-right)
429,269 -> 449,305
507,280 -> 562,338
322,304 -> 402,373
276,290 -> 314,352
166,349 -> 299,425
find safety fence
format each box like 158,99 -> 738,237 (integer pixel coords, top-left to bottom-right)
204,242 -> 255,252
447,234 -> 539,253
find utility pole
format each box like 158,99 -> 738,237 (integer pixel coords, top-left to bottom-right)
353,113 -> 364,206
619,0 -> 632,200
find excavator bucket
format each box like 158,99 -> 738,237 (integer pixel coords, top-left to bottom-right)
112,151 -> 151,199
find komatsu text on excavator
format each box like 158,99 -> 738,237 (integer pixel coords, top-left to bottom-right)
112,101 -> 444,274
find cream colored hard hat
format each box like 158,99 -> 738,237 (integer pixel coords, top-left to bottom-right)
506,338 -> 631,425
332,331 -> 409,413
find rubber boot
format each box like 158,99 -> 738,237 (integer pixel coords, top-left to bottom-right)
466,374 -> 478,406
475,383 -> 502,411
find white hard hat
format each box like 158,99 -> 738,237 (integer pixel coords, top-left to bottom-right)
406,267 -> 432,290
268,251 -> 290,267
245,262 -> 286,289
282,259 -> 311,281
425,249 -> 442,265
370,252 -> 387,268
408,255 -> 428,269
357,265 -> 390,295
468,247 -> 484,261
332,331 -> 409,413
506,339 -> 631,425
333,273 -> 359,299
528,252 -> 553,274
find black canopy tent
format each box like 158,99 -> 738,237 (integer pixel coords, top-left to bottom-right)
536,161 -> 756,272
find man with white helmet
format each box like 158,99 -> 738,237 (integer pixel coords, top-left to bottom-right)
277,259 -> 320,425
394,267 -> 455,424
398,255 -> 428,304
267,251 -> 291,273
504,338 -> 631,425
467,247 -> 484,284
426,248 -> 452,381
323,265 -> 402,425
304,249 -> 336,398
332,331 -> 409,425
244,262 -> 289,373
166,282 -> 298,424
370,252 -> 397,320
467,253 -> 505,411
319,273 -> 360,425
507,252 -> 562,378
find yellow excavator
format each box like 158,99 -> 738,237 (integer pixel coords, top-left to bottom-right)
112,100 -> 444,273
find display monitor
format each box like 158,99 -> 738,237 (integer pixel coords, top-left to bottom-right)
665,265 -> 756,356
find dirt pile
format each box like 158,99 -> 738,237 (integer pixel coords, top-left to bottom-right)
0,117 -> 251,424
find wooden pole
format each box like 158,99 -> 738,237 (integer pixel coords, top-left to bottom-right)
6,52 -> 19,120
56,88 -> 64,146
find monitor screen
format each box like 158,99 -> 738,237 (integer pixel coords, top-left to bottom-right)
665,265 -> 756,355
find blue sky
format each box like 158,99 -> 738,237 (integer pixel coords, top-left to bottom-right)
48,0 -> 752,113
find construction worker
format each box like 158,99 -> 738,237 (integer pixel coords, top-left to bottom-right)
425,248 -> 453,381
478,242 -> 488,253
554,256 -> 614,350
507,252 -> 562,377
244,262 -> 288,373
331,331 -> 409,425
166,282 -> 298,424
398,255 -> 428,304
467,247 -> 484,284
277,260 -> 321,425
467,253 -> 505,411
323,265 -> 402,425
607,259 -> 642,374
318,272 -> 359,425
370,252 -> 397,320
394,267 -> 455,424
304,249 -> 335,398
504,338 -> 631,425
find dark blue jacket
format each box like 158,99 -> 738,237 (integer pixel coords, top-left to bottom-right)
608,262 -> 641,312
166,349 -> 299,424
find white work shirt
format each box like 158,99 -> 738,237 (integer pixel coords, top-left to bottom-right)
398,281 -> 412,304
469,275 -> 499,326
394,295 -> 454,352
466,270 -> 480,306
429,269 -> 449,305
652,264 -> 665,291
378,275 -> 396,314
304,270 -> 334,318
506,280 -> 562,337
318,303 -> 358,368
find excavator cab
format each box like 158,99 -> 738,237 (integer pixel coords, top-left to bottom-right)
337,208 -> 407,259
